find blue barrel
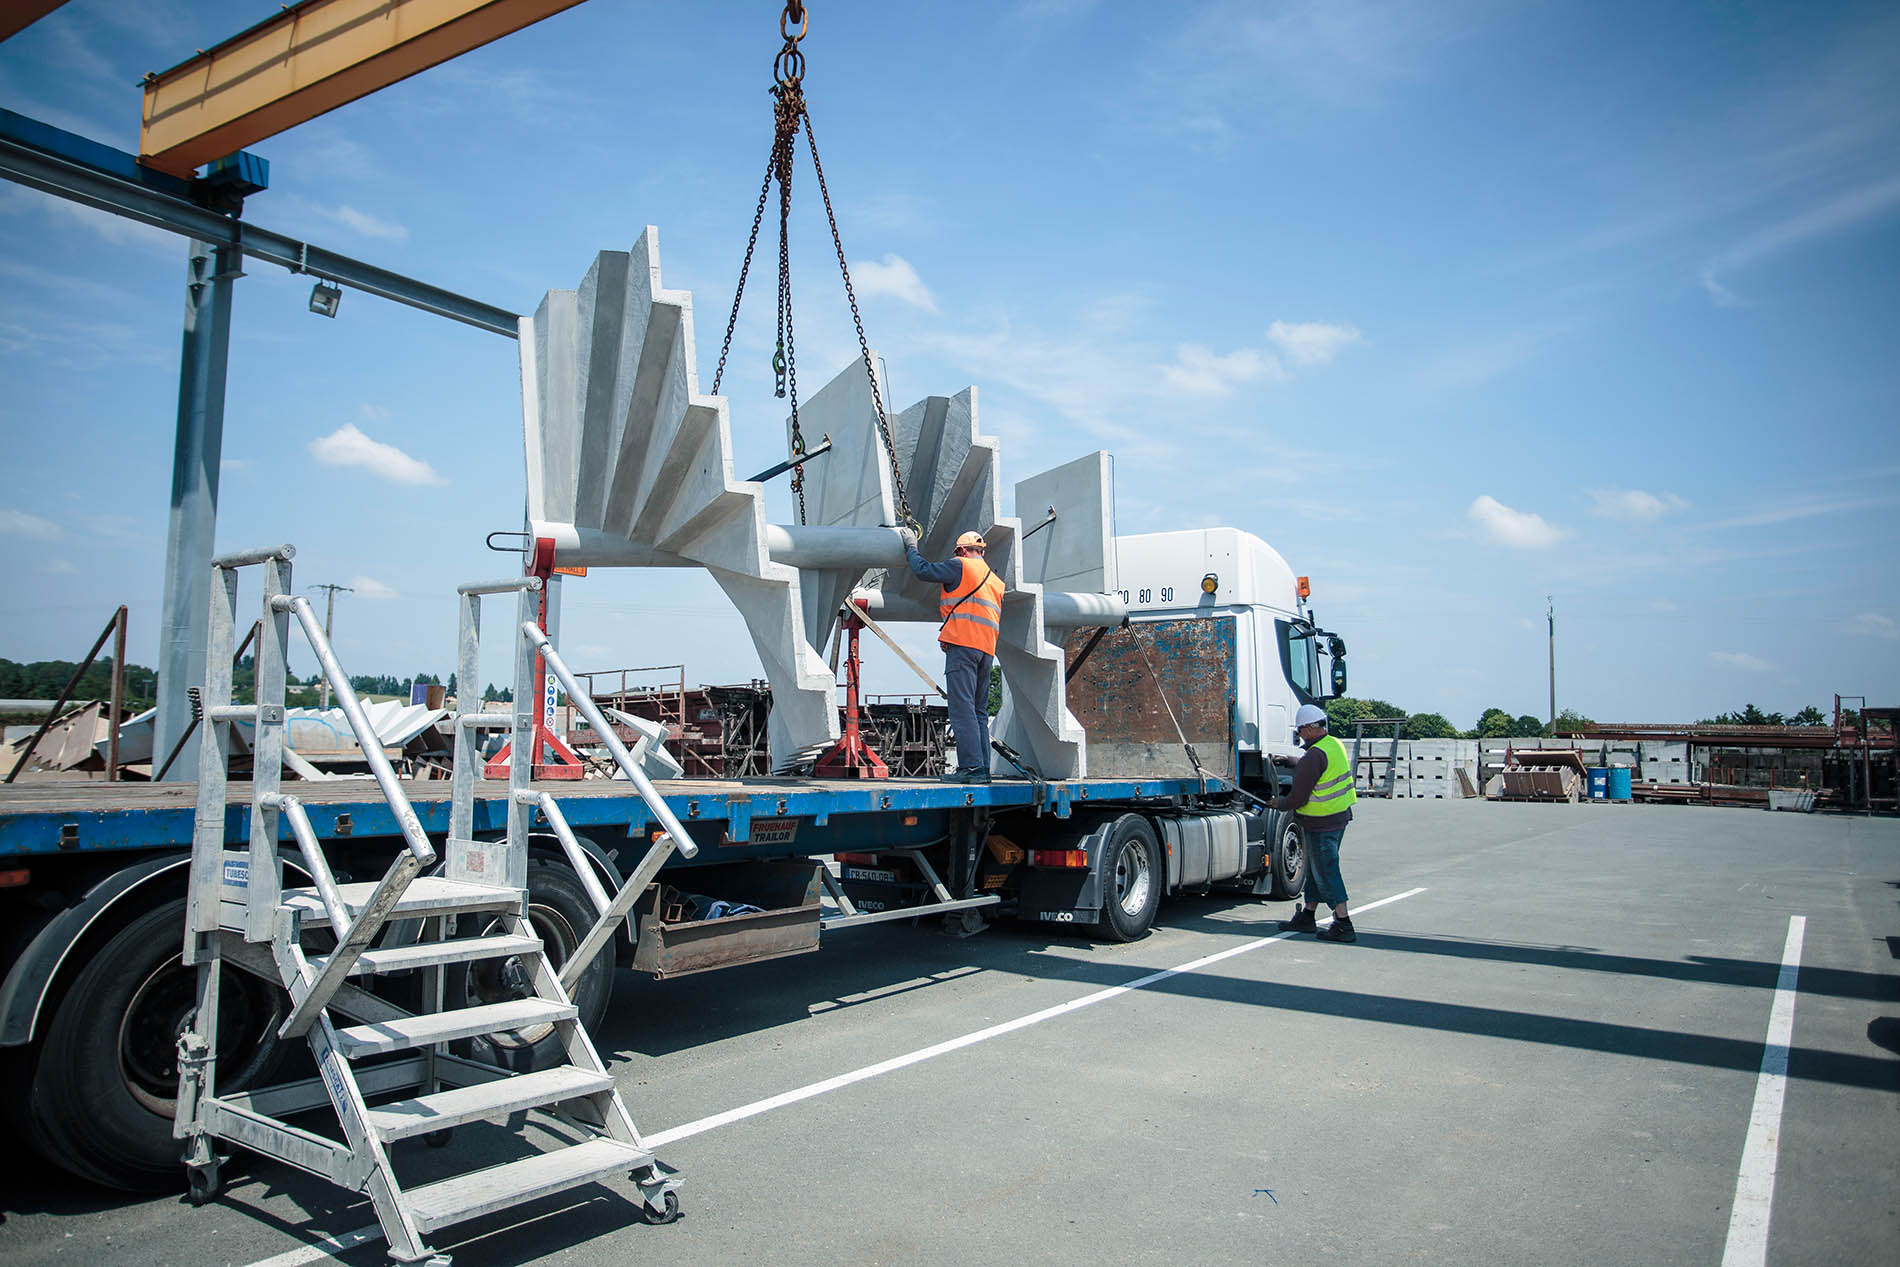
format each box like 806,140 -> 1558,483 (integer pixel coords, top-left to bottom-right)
1607,767 -> 1632,801
1587,767 -> 1609,799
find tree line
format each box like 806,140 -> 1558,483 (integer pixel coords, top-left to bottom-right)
0,656 -> 511,715
1322,696 -> 1842,740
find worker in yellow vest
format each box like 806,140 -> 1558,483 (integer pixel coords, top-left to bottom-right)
1274,703 -> 1359,942
899,528 -> 1005,782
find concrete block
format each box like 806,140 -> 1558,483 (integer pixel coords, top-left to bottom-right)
1015,451 -> 1115,593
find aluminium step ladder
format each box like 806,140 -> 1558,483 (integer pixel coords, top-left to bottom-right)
174,549 -> 692,1264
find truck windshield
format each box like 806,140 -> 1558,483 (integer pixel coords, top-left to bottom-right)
1276,619 -> 1318,704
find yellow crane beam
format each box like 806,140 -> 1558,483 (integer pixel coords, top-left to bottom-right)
1,2 -> 74,45
139,0 -> 585,177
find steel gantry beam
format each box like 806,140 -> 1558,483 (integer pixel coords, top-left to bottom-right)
139,0 -> 587,178
0,110 -> 519,336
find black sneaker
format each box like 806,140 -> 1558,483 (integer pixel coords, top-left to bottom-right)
1276,907 -> 1317,933
1316,916 -> 1357,943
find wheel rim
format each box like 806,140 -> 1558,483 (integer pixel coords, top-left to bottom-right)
1112,836 -> 1153,917
118,953 -> 280,1116
464,898 -> 582,1050
1280,823 -> 1303,877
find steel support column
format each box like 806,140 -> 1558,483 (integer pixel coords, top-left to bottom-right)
155,239 -> 239,781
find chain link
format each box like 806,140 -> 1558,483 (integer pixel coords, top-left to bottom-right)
711,0 -> 914,531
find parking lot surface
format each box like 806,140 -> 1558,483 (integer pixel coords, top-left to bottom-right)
4,799 -> 1895,1265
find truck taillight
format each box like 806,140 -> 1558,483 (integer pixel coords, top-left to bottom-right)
0,868 -> 27,888
836,853 -> 880,866
1029,849 -> 1090,869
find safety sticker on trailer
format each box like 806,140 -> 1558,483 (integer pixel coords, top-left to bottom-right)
222,857 -> 249,887
749,817 -> 799,845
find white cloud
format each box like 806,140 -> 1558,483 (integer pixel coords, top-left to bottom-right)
1647,598 -> 1678,613
1160,343 -> 1276,397
0,508 -> 62,539
308,424 -> 447,486
334,206 -> 409,241
1700,173 -> 1900,306
1711,651 -> 1774,672
852,254 -> 937,311
1266,320 -> 1360,366
1588,489 -> 1689,521
1467,495 -> 1567,549
1847,613 -> 1900,641
43,559 -> 78,575
348,576 -> 399,600
1704,494 -> 1891,530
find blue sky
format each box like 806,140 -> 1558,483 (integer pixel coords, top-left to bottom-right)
2,0 -> 1895,727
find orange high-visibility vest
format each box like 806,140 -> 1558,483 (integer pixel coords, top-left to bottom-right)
939,558 -> 1005,654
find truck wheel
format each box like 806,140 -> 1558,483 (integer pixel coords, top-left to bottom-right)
453,859 -> 613,1071
1096,814 -> 1163,942
28,897 -> 285,1191
1270,816 -> 1307,900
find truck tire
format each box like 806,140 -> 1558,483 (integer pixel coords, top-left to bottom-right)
25,897 -> 286,1191
1096,814 -> 1163,942
1270,815 -> 1307,900
452,858 -> 613,1071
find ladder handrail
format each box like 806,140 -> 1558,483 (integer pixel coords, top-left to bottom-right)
274,593 -> 436,867
523,622 -> 698,860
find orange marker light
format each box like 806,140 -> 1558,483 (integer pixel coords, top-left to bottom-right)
1296,575 -> 1311,599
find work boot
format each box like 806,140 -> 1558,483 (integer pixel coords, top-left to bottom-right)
1316,915 -> 1357,943
962,768 -> 991,784
1276,906 -> 1317,933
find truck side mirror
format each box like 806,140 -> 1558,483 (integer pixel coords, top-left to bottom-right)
1331,659 -> 1348,697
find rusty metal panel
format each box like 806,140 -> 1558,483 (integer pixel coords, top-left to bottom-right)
631,860 -> 822,979
1064,618 -> 1236,782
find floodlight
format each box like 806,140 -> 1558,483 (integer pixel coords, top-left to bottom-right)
309,280 -> 341,318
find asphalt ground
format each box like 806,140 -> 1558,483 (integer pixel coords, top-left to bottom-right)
3,800 -> 1896,1266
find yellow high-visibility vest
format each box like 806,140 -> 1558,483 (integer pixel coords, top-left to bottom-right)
1296,733 -> 1358,817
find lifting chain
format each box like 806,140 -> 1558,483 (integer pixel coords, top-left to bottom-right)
710,1 -> 917,531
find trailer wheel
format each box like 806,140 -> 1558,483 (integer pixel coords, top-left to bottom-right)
453,859 -> 613,1071
28,897 -> 286,1191
1096,814 -> 1163,942
1270,815 -> 1307,900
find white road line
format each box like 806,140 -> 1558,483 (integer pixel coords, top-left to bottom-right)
1720,914 -> 1806,1267
240,886 -> 1427,1267
646,886 -> 1426,1147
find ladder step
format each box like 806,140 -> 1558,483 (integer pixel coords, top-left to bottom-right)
404,1138 -> 652,1235
283,876 -> 523,926
342,934 -> 542,977
334,999 -> 576,1059
368,1065 -> 614,1141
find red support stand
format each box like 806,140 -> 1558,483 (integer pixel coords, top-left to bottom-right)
814,604 -> 889,780
483,536 -> 586,781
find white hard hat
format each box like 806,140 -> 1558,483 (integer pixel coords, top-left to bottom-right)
1294,704 -> 1328,729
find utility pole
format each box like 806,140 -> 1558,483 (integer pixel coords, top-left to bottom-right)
1547,595 -> 1556,732
311,583 -> 352,708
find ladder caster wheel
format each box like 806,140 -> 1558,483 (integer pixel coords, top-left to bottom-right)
186,1164 -> 221,1207
423,1128 -> 454,1148
636,1190 -> 680,1225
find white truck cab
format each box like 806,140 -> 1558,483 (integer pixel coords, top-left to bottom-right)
1110,527 -> 1347,786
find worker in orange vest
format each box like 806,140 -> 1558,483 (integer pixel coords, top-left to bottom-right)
899,528 -> 1006,782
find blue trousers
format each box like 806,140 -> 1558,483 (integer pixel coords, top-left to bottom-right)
943,644 -> 993,772
1302,826 -> 1349,908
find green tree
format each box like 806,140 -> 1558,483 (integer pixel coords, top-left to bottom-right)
1791,705 -> 1826,727
987,664 -> 1002,717
1471,707 -> 1517,738
1552,707 -> 1594,734
1512,713 -> 1546,737
482,683 -> 514,703
1323,697 -> 1405,735
1403,711 -> 1459,739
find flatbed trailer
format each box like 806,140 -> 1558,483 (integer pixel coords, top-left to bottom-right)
0,765 -> 1283,1193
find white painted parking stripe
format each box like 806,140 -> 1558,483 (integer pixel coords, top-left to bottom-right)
1720,914 -> 1806,1267
646,886 -> 1427,1147
241,886 -> 1427,1266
